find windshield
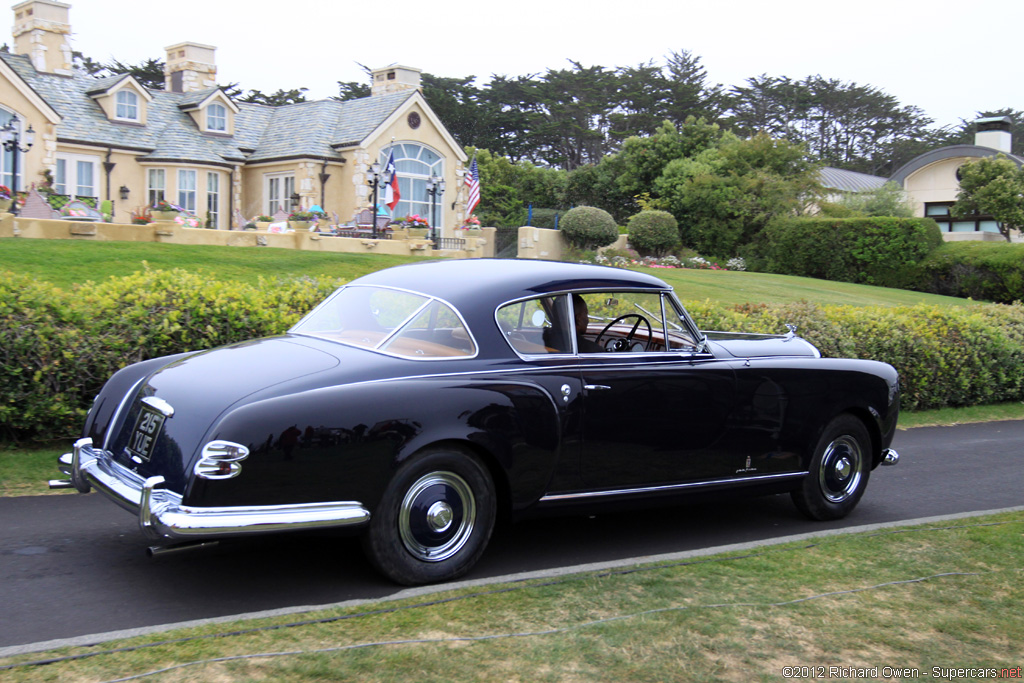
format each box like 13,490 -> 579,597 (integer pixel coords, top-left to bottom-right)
290,285 -> 476,359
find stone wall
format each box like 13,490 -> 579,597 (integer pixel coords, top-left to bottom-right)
0,213 -> 496,258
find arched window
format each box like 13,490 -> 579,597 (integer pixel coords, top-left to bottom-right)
115,90 -> 139,121
379,143 -> 444,225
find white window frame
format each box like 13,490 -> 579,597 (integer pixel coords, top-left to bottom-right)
206,103 -> 227,132
206,171 -> 221,228
265,173 -> 295,216
378,143 -> 444,227
54,153 -> 100,199
177,169 -> 197,213
115,90 -> 139,121
147,168 -> 166,206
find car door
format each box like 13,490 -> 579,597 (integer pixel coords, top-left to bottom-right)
570,290 -> 739,490
578,352 -> 736,489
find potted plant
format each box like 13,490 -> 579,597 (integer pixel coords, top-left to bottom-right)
398,214 -> 430,238
254,214 -> 274,229
130,207 -> 152,225
0,185 -> 11,213
461,214 -> 482,236
151,199 -> 180,221
288,210 -> 317,231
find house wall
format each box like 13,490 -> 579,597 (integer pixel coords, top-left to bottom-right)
903,156 -> 969,216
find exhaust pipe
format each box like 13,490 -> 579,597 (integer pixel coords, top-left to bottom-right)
147,541 -> 220,558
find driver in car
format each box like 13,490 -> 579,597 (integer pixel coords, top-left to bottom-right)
573,294 -> 604,353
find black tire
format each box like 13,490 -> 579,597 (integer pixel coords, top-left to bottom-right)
791,414 -> 871,521
362,448 -> 496,586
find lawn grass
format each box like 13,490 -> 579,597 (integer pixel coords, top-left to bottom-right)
0,238 -> 422,290
0,237 -> 987,309
2,510 -> 1021,681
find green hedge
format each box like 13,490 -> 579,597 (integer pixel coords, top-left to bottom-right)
3,267 -> 1024,440
750,216 -> 943,286
904,241 -> 1024,304
0,269 -> 339,441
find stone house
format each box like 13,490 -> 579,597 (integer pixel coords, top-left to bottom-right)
0,0 -> 470,232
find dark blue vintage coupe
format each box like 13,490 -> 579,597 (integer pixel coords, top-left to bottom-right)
52,259 -> 899,585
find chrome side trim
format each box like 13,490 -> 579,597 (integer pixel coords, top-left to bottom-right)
59,438 -> 371,543
539,471 -> 807,503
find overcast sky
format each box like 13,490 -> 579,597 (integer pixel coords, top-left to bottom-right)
57,0 -> 1021,130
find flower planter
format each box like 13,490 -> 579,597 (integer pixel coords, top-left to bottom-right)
0,198 -> 12,213
463,227 -> 483,237
255,222 -> 272,230
289,220 -> 313,231
151,210 -> 179,221
407,227 -> 429,239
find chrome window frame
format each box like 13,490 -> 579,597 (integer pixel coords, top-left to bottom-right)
496,288 -> 707,361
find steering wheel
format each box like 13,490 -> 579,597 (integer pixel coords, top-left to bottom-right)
595,314 -> 651,352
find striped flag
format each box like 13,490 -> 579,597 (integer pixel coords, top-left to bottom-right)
384,150 -> 400,211
465,155 -> 480,215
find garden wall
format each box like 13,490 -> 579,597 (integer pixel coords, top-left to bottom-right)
0,213 -> 496,259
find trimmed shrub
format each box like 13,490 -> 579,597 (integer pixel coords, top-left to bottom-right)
750,216 -> 942,286
626,210 -> 680,257
0,272 -> 92,439
0,268 -> 341,441
905,241 -> 1024,304
559,206 -> 619,250
4,264 -> 1024,439
682,299 -> 1024,411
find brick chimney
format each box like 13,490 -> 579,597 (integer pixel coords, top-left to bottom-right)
974,116 -> 1012,153
11,0 -> 72,75
370,65 -> 422,97
164,42 -> 217,93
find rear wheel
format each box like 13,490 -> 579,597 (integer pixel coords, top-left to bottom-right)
792,415 -> 871,520
362,448 -> 496,585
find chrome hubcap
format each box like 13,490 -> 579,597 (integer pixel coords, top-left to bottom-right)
399,471 -> 475,562
819,436 -> 862,503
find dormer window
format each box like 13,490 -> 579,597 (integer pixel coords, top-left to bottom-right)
115,90 -> 139,121
207,103 -> 227,132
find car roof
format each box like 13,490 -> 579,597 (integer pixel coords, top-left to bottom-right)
349,259 -> 672,309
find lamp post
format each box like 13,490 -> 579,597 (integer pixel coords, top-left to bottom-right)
1,115 -> 35,215
367,161 -> 393,239
426,174 -> 446,248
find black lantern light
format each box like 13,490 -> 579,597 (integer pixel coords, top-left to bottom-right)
1,115 -> 35,215
426,174 -> 446,248
367,160 -> 394,239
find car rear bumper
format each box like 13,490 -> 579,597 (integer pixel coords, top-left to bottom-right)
50,437 -> 371,544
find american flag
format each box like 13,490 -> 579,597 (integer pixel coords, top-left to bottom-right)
465,155 -> 480,215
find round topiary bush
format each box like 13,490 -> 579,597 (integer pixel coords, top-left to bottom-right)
626,210 -> 679,257
559,206 -> 619,250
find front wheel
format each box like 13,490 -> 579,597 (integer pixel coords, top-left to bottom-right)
792,415 -> 871,521
362,448 -> 496,585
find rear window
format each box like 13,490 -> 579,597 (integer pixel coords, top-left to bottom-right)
290,286 -> 476,359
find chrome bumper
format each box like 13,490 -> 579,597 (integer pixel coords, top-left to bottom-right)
50,437 -> 371,543
881,448 -> 899,466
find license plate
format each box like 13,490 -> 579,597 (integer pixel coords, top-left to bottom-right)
126,406 -> 166,462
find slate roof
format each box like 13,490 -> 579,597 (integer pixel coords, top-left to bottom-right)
0,51 -> 415,167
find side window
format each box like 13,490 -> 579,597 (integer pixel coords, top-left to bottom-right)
577,291 -> 669,353
497,295 -> 571,354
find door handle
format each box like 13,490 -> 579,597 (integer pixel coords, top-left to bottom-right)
584,384 -> 611,391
